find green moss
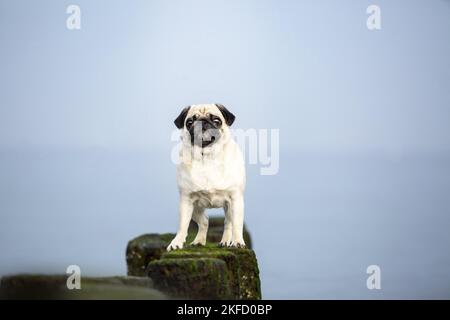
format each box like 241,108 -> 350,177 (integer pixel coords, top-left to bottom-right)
0,275 -> 167,300
162,249 -> 241,299
126,216 -> 259,299
158,246 -> 261,299
224,248 -> 261,299
147,258 -> 232,299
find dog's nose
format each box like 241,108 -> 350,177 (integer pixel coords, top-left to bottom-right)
194,118 -> 214,132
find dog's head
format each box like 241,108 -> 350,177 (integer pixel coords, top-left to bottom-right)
174,103 -> 235,148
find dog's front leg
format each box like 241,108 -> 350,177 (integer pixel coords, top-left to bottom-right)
190,206 -> 208,246
219,204 -> 232,247
230,192 -> 246,248
167,194 -> 193,251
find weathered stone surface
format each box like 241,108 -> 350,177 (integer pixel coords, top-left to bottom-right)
227,248 -> 261,300
162,248 -> 241,298
150,246 -> 261,299
126,216 -> 260,299
0,275 -> 167,300
126,233 -> 175,276
147,258 -> 232,299
126,216 -> 253,276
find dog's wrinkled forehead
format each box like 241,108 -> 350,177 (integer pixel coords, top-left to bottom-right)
174,103 -> 235,129
187,104 -> 223,119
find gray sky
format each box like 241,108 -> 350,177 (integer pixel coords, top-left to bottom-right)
1,0 -> 449,153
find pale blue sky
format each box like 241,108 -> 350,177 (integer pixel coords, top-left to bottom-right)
1,0 -> 449,152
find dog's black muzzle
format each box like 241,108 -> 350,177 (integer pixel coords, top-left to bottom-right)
189,118 -> 221,148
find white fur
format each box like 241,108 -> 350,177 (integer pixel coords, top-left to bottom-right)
167,104 -> 246,251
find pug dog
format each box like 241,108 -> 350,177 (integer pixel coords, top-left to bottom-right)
167,104 -> 246,251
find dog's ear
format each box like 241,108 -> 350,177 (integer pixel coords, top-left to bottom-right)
174,106 -> 191,129
215,104 -> 235,126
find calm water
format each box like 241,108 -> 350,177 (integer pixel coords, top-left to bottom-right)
1,148 -> 449,299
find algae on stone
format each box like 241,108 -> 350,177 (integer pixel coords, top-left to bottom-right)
225,248 -> 261,300
126,216 -> 253,277
0,275 -> 167,300
126,216 -> 260,300
156,246 -> 261,299
162,248 -> 241,299
147,258 -> 232,299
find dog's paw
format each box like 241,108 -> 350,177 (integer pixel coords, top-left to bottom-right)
228,240 -> 246,248
219,240 -> 232,247
167,238 -> 184,251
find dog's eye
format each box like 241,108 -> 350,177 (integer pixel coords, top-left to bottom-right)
186,119 -> 193,128
212,117 -> 222,126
